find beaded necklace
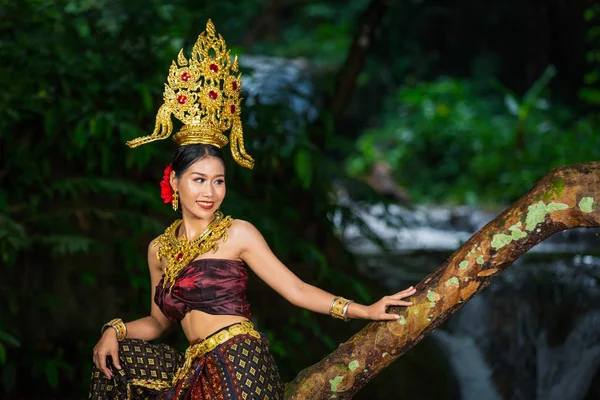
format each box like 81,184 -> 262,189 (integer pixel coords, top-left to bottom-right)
154,211 -> 232,289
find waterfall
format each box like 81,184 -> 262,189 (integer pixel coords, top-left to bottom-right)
536,311 -> 600,400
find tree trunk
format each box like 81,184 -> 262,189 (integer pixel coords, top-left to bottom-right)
285,161 -> 600,399
330,0 -> 390,120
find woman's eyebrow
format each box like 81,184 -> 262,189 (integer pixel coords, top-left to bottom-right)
190,172 -> 225,178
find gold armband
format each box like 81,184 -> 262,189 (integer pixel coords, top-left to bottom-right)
330,296 -> 354,321
101,318 -> 127,341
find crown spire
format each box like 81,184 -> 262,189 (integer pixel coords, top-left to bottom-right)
126,19 -> 254,169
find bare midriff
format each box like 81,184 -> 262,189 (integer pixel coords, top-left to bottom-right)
180,309 -> 249,343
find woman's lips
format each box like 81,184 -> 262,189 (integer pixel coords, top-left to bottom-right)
197,201 -> 215,210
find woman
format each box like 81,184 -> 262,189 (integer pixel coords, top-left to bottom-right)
89,20 -> 416,400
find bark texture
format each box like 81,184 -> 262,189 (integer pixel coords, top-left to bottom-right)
284,162 -> 600,399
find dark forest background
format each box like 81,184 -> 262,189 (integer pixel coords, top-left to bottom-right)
1,0 -> 599,398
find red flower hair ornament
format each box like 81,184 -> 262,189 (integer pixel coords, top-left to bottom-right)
160,164 -> 174,204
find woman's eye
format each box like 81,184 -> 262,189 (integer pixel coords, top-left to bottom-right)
195,178 -> 205,183
215,180 -> 225,185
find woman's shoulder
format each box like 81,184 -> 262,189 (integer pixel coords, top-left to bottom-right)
229,219 -> 261,240
229,218 -> 255,233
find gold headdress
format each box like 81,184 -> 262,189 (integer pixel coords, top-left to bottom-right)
126,19 -> 254,169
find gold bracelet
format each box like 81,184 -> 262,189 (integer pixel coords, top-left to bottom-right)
101,318 -> 127,341
342,299 -> 354,319
330,296 -> 353,321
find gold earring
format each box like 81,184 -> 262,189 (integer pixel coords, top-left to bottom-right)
172,191 -> 179,211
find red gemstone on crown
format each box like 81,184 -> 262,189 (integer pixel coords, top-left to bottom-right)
208,90 -> 218,100
181,72 -> 191,81
177,95 -> 187,104
176,253 -> 183,262
230,105 -> 236,113
210,64 -> 219,73
232,81 -> 238,90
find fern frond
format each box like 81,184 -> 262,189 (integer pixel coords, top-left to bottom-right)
0,213 -> 30,250
35,235 -> 99,256
43,178 -> 156,204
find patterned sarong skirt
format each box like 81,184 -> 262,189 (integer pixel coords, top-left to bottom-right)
89,321 -> 284,399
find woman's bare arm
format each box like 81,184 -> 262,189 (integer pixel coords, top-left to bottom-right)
233,220 -> 416,321
121,237 -> 172,340
94,237 -> 172,378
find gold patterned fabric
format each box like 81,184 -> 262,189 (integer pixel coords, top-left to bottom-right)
88,322 -> 283,399
89,339 -> 183,399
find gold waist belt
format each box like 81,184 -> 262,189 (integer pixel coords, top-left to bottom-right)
172,320 -> 261,385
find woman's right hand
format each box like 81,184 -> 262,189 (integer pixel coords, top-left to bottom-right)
93,328 -> 122,379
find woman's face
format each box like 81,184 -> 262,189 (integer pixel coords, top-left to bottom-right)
171,156 -> 226,220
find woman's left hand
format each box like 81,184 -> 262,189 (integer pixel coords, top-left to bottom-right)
366,286 -> 417,321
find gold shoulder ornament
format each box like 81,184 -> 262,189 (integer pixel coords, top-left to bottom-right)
154,211 -> 233,289
126,19 -> 254,169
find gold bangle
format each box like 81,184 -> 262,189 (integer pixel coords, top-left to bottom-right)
342,300 -> 354,320
330,296 -> 353,321
101,318 -> 127,341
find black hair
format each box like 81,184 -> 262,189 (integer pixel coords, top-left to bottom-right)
171,144 -> 225,177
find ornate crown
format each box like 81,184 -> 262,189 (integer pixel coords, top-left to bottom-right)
126,19 -> 254,169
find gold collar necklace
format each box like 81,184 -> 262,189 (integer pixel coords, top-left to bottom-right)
154,210 -> 232,289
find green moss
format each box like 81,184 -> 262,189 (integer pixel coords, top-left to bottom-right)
329,376 -> 344,392
551,177 -> 565,195
445,277 -> 460,287
491,222 -> 527,249
543,178 -> 566,201
525,201 -> 569,231
476,255 -> 484,264
427,290 -> 439,308
579,197 -> 595,213
348,360 -> 360,371
398,315 -> 407,325
459,261 -> 468,270
491,233 -> 511,249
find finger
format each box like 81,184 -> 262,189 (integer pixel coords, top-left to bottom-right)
399,286 -> 416,295
380,313 -> 401,321
385,298 -> 413,307
111,349 -> 121,370
98,353 -> 112,379
392,288 -> 416,299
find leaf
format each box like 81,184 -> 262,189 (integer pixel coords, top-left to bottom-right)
36,235 -> 99,256
504,94 -> 519,116
45,360 -> 58,388
522,65 -> 557,111
584,71 -> 599,85
0,214 -> 29,252
0,331 -> 21,348
579,87 -> 600,105
294,148 -> 313,189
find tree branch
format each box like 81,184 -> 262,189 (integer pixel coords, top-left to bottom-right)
285,161 -> 600,399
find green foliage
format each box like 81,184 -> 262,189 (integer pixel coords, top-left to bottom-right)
0,1 -> 374,397
581,3 -> 600,106
347,71 -> 599,205
1,0 -> 596,398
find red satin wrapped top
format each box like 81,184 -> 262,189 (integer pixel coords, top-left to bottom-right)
154,259 -> 251,323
